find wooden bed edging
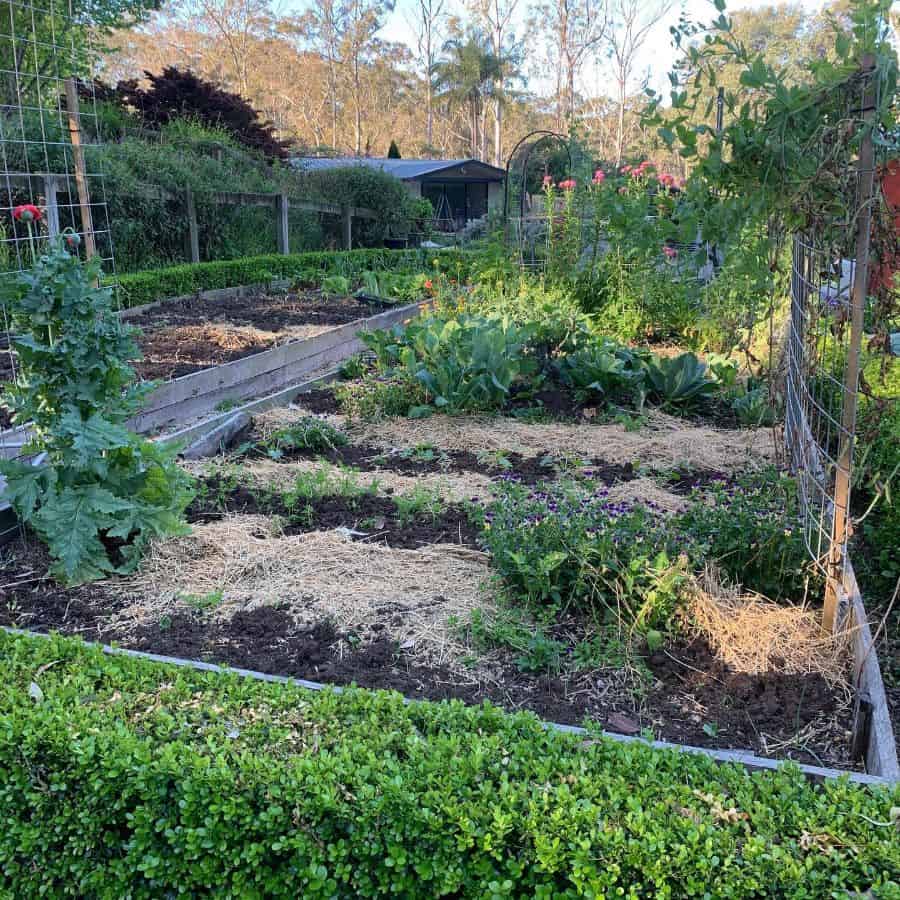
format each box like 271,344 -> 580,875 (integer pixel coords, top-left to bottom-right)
128,298 -> 428,433
0,298 -> 427,458
844,561 -> 900,780
2,626 -> 893,787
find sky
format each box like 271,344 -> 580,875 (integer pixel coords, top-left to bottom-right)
377,0 -> 828,99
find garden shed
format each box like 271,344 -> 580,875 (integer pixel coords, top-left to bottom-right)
293,157 -> 506,229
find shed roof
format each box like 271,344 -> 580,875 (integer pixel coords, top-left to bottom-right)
292,157 -> 506,181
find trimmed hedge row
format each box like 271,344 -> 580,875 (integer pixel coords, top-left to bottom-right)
1,632 -> 898,897
115,248 -> 474,309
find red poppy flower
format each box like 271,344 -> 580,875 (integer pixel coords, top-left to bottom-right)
13,203 -> 41,223
424,279 -> 433,290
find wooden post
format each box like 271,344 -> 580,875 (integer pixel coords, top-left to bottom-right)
184,187 -> 200,263
823,55 -> 877,633
276,193 -> 289,255
43,175 -> 60,239
63,78 -> 95,259
342,205 -> 352,250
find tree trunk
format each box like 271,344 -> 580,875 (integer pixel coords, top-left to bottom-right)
615,78 -> 626,165
494,97 -> 502,167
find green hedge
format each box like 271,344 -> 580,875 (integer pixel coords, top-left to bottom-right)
115,248 -> 474,309
1,632 -> 898,898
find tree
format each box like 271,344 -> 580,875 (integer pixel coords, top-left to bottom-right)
303,0 -> 350,150
408,0 -> 448,149
1,0 -> 162,106
467,0 -> 522,165
604,0 -> 674,165
175,0 -> 275,98
534,0 -> 608,130
341,0 -> 395,156
98,67 -> 292,159
434,31 -> 503,158
388,139 -> 402,157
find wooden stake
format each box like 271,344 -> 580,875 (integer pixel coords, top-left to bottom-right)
823,56 -> 877,633
63,78 -> 95,259
184,187 -> 200,263
276,193 -> 290,255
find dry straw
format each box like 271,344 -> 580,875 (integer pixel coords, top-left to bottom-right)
311,410 -> 778,474
119,515 -> 491,663
687,568 -> 851,686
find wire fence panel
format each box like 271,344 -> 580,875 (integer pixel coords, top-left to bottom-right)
783,60 -> 883,630
785,236 -> 859,572
0,0 -> 119,544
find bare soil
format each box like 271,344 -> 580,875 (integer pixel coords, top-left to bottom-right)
129,291 -> 386,381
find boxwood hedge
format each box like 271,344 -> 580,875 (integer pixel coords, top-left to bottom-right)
115,248 -> 474,310
0,631 -> 898,898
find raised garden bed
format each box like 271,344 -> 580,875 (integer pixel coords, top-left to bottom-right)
125,289 -> 392,381
3,394 -> 885,776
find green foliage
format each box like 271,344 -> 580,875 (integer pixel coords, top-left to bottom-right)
300,166 -> 427,244
115,248 -> 474,308
2,631 -> 898,897
394,486 -> 444,526
854,389 -> 900,597
247,417 -> 348,460
676,467 -> 812,600
321,274 -> 351,296
362,313 -> 537,413
481,479 -> 684,632
732,386 -> 778,427
643,353 -> 717,408
334,374 -> 427,420
0,243 -> 192,583
554,340 -> 647,404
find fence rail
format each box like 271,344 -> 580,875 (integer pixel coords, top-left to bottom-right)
2,171 -> 380,259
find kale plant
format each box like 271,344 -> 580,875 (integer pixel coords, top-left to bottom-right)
0,241 -> 193,584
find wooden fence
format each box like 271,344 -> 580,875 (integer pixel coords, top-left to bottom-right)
8,172 -> 380,258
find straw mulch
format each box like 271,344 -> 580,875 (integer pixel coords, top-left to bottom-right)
686,569 -> 850,686
206,456 -> 494,504
604,477 -> 688,515
348,411 -> 777,474
118,515 -> 492,663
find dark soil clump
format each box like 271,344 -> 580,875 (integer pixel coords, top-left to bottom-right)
294,388 -> 342,415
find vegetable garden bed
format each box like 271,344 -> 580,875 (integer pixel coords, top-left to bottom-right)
0,388 -> 871,772
124,288 -> 393,381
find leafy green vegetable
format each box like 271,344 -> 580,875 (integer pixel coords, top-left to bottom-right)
644,353 -> 717,408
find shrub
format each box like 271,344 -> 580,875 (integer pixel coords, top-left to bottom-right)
115,248 -> 475,308
299,165 -> 430,244
89,68 -> 293,160
1,631 -> 897,897
0,242 -> 193,583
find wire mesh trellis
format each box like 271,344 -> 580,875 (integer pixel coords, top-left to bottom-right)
1,0 -> 118,542
783,59 -> 885,632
